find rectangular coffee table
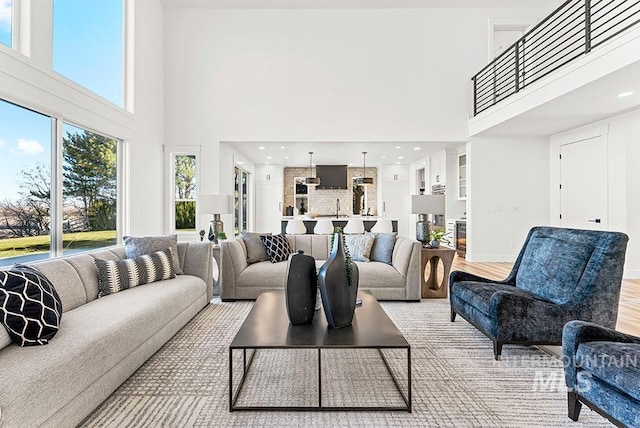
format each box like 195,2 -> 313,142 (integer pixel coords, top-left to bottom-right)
229,289 -> 411,412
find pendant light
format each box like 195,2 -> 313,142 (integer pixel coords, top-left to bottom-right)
304,151 -> 320,186
354,151 -> 374,185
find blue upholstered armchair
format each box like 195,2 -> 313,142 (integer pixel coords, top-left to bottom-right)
450,226 -> 628,360
563,320 -> 640,427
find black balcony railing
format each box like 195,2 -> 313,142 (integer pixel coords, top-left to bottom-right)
472,0 -> 640,116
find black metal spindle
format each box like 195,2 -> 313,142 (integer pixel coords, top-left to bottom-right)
585,0 -> 592,52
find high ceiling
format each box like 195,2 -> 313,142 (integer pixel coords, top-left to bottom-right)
224,141 -> 465,167
162,0 -> 559,9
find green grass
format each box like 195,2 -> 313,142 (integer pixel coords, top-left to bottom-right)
0,230 -> 117,258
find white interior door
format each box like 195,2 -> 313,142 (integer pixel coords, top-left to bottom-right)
255,182 -> 282,234
560,136 -> 607,230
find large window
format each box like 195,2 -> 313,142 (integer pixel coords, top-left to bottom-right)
52,0 -> 123,106
0,100 -> 53,265
0,0 -> 11,47
62,124 -> 118,254
0,99 -> 121,266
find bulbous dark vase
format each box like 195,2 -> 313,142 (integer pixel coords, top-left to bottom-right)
318,233 -> 359,329
285,251 -> 317,324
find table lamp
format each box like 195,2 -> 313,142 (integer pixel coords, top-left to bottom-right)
199,194 -> 233,244
411,195 -> 445,246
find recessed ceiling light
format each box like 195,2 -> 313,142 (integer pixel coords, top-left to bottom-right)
280,146 -> 285,149
284,156 -> 289,159
618,91 -> 635,98
396,161 -> 401,164
398,156 -> 404,160
414,147 -> 421,150
267,156 -> 272,160
265,161 -> 270,164
395,146 -> 401,149
259,146 -> 265,150
348,163 -> 354,166
381,156 -> 387,159
237,161 -> 244,165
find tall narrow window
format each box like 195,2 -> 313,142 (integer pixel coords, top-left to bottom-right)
52,0 -> 123,106
174,155 -> 196,232
0,100 -> 52,266
62,124 -> 118,254
234,166 -> 249,235
0,0 -> 12,47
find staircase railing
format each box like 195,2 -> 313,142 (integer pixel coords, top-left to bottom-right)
472,0 -> 640,116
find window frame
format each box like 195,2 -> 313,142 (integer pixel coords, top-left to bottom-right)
234,165 -> 250,235
164,145 -> 201,237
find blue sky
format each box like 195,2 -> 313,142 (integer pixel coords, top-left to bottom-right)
0,1 -> 122,201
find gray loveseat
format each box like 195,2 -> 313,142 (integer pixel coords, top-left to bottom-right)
219,234 -> 421,301
0,242 -> 213,428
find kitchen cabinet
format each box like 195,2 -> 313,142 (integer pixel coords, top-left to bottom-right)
458,153 -> 467,200
382,166 -> 408,182
254,166 -> 283,233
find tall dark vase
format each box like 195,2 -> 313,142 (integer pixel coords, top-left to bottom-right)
318,233 -> 359,329
284,251 -> 317,325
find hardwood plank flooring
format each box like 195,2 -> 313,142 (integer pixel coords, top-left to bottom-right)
450,255 -> 640,337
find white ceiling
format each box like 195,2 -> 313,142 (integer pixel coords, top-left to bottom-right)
474,60 -> 640,136
225,141 -> 464,167
162,0 -> 558,9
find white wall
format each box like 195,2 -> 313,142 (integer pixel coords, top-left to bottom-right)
550,109 -> 640,278
467,136 -> 550,262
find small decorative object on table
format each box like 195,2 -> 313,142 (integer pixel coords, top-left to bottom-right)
429,227 -> 449,248
199,229 -> 205,241
284,250 -> 317,324
318,228 -> 359,329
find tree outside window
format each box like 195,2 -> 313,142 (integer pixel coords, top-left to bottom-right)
174,155 -> 196,231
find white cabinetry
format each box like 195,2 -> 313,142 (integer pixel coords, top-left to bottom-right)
380,166 -> 409,237
254,166 -> 283,234
458,153 -> 467,200
430,151 -> 446,186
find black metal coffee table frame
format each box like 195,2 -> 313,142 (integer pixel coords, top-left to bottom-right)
229,290 -> 411,412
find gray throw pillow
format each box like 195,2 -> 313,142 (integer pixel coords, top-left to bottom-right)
240,232 -> 270,264
123,234 -> 183,275
344,234 -> 375,262
367,232 -> 397,264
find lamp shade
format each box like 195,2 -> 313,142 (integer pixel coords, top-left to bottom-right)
314,219 -> 334,234
199,194 -> 233,214
343,218 -> 365,234
411,195 -> 445,215
371,219 -> 393,233
286,219 -> 307,234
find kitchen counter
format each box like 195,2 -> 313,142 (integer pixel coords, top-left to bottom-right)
280,217 -> 398,234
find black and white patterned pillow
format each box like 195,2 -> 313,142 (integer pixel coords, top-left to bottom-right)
0,264 -> 63,347
260,234 -> 292,263
94,248 -> 176,297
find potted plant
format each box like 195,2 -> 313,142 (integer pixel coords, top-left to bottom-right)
429,227 -> 450,248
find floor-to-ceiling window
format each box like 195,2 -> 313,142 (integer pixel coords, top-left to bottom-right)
52,0 -> 124,106
0,0 -> 12,47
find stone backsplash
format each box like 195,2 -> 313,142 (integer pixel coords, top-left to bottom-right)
283,167 -> 378,216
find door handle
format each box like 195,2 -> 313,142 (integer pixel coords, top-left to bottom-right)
278,202 -> 281,212
588,218 -> 601,223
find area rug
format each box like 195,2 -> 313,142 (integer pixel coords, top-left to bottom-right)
81,299 -> 609,427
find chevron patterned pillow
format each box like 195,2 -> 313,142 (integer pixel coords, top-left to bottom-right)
0,264 -> 63,347
94,248 -> 176,297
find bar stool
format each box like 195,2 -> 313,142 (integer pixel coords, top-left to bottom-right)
286,219 -> 307,234
371,219 -> 393,233
343,218 -> 365,234
314,219 -> 334,234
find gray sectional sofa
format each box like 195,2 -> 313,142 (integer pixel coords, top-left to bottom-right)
219,234 -> 421,301
0,242 -> 213,428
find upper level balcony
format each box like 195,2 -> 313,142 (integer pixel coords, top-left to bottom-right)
469,0 -> 640,137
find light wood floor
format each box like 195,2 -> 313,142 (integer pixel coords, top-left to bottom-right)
451,255 -> 640,337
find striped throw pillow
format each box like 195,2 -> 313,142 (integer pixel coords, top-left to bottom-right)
94,248 -> 176,297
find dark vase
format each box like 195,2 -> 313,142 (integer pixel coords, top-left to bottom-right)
318,233 -> 359,329
284,251 -> 317,324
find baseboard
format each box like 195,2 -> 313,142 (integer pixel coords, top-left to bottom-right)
623,269 -> 640,279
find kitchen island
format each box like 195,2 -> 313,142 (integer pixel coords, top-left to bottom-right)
280,217 -> 397,234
